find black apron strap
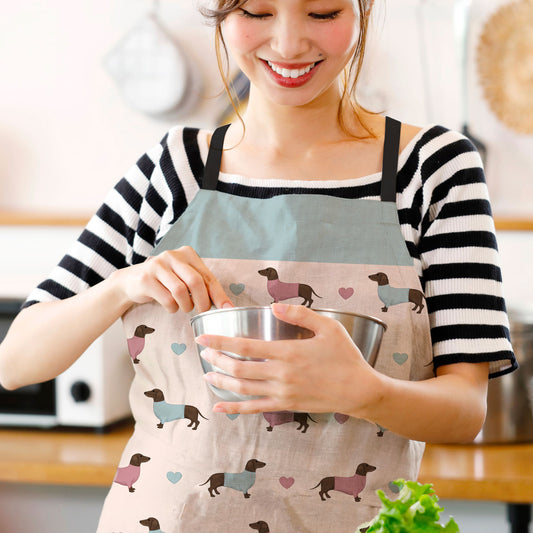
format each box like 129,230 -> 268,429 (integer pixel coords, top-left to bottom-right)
380,116 -> 402,202
202,124 -> 231,191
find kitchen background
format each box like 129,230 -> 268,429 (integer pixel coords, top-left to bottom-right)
0,0 -> 532,531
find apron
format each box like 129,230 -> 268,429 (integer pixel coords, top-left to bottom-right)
97,117 -> 434,533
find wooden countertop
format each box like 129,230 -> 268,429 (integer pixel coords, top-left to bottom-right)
0,423 -> 532,502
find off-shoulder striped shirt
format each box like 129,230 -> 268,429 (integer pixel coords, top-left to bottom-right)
24,124 -> 517,378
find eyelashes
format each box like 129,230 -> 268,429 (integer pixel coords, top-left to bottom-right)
238,9 -> 343,21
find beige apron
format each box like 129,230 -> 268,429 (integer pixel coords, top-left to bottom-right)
97,118 -> 434,533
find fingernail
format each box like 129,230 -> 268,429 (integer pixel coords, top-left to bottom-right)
272,302 -> 289,314
222,302 -> 233,309
213,404 -> 226,413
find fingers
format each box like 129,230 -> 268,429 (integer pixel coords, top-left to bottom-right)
201,347 -> 278,381
271,303 -> 326,334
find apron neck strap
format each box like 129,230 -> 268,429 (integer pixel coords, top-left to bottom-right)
202,124 -> 231,190
380,116 -> 402,202
203,118 -> 402,196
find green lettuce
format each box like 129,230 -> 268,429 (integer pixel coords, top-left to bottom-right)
358,479 -> 460,533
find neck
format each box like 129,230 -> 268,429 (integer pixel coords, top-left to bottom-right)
236,84 -> 365,154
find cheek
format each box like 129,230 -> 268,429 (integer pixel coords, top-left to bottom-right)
223,18 -> 261,54
320,22 -> 359,57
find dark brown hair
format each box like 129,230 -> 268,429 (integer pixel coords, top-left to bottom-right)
201,0 -> 376,137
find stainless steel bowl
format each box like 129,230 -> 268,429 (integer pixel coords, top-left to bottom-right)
190,306 -> 387,402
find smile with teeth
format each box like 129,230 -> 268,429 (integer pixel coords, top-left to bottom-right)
267,61 -> 317,79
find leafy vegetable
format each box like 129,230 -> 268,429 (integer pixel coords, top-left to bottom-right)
357,479 -> 460,533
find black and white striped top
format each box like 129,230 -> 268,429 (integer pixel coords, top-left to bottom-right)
25,124 -> 517,378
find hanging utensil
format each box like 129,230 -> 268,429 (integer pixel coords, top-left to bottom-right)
103,0 -> 202,117
454,0 -> 488,165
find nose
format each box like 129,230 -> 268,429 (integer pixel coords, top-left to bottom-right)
270,16 -> 311,59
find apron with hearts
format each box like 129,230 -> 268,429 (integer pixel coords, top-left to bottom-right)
96,118 -> 434,533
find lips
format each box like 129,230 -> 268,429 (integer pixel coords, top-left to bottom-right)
261,59 -> 323,88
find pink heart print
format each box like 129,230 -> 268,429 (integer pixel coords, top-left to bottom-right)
334,413 -> 349,424
279,476 -> 295,489
338,287 -> 354,300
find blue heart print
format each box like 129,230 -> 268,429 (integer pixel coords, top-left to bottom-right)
393,352 -> 408,365
171,343 -> 186,356
230,283 -> 245,296
226,413 -> 240,420
167,471 -> 183,484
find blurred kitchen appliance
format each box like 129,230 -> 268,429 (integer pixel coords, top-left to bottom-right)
475,307 -> 533,443
0,298 -> 133,430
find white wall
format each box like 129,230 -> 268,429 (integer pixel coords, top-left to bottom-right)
1,0 -> 532,218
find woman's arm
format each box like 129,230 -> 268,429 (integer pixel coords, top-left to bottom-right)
0,247 -> 233,390
197,303 -> 489,444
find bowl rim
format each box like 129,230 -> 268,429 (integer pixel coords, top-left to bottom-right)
190,305 -> 387,330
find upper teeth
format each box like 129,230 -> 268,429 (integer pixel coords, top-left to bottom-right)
267,61 -> 315,78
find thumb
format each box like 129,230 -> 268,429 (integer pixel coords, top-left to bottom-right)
271,303 -> 323,333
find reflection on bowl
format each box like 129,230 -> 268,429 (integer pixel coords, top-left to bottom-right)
190,306 -> 387,402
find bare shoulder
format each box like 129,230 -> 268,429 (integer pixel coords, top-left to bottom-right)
399,122 -> 424,153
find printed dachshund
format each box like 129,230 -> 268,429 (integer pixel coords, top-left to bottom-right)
144,388 -> 208,430
140,517 -> 165,533
249,521 -> 270,533
200,459 -> 266,498
368,272 -> 424,313
113,453 -> 151,492
258,267 -> 321,308
127,324 -> 155,364
311,462 -> 376,502
263,411 -> 317,433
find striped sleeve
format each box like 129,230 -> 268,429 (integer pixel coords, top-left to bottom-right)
405,128 -> 516,378
23,126 -> 203,308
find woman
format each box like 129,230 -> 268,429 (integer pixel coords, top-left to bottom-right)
0,1 -> 516,531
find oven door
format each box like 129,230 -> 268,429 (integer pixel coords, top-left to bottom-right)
0,299 -> 57,427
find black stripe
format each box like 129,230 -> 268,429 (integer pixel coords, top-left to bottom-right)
433,351 -> 517,378
35,279 -> 75,301
115,178 -> 143,214
159,143 -> 188,224
137,219 -> 157,247
421,138 -> 477,183
427,293 -> 507,313
145,183 -> 166,217
430,167 -> 487,207
78,230 -> 126,270
424,262 -> 502,282
431,324 -> 510,343
137,153 -> 156,179
183,127 -> 204,187
58,255 -> 104,288
96,203 -> 135,249
216,180 -> 381,199
132,251 -> 148,265
419,231 -> 498,253
437,199 -> 493,220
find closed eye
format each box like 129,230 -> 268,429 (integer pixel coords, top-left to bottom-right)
309,10 -> 343,20
239,8 -> 272,19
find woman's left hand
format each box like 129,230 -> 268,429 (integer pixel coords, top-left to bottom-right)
196,303 -> 382,415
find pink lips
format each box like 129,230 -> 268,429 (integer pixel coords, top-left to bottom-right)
261,59 -> 322,88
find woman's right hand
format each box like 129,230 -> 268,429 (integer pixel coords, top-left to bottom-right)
110,246 -> 233,314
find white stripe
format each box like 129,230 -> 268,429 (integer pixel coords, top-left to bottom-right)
425,278 -> 503,298
167,126 -> 200,205
431,309 -> 510,327
433,337 -> 512,356
420,246 -> 500,266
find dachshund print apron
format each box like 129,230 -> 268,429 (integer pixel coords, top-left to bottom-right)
97,118 -> 434,533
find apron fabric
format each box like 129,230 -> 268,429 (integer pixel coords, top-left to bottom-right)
97,117 -> 434,533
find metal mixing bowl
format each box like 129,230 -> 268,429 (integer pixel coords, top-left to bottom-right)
190,306 -> 387,402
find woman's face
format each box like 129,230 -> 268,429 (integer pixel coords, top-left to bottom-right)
223,0 -> 359,108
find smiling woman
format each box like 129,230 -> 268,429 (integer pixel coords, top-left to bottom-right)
202,0 -> 375,135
